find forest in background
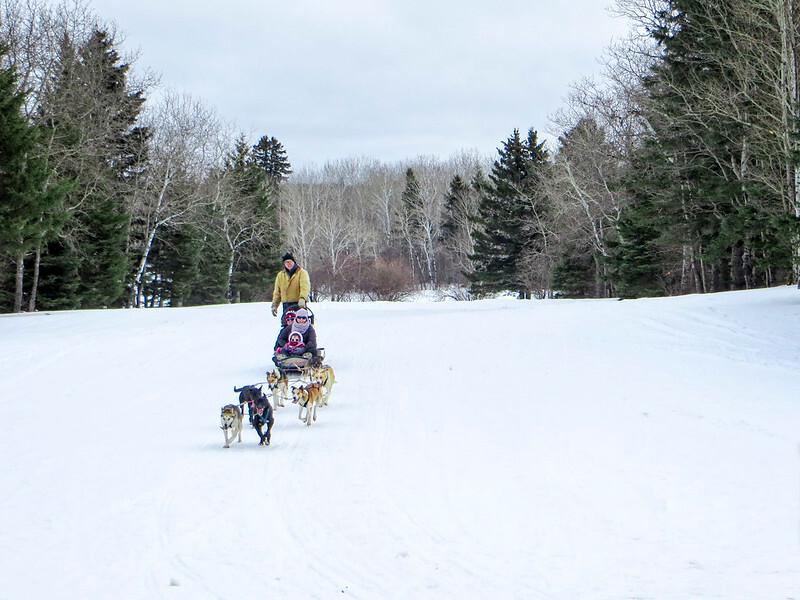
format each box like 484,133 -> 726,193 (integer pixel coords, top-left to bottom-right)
1,0 -> 799,313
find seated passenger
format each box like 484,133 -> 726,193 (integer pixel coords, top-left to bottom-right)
282,309 -> 296,328
278,331 -> 306,356
274,308 -> 317,364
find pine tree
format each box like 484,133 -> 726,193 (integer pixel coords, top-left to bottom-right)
0,44 -> 66,312
399,167 -> 424,279
226,136 -> 280,302
36,29 -> 146,309
441,173 -> 478,279
441,175 -> 469,242
251,133 -> 291,234
617,0 -> 796,294
469,128 -> 549,297
606,198 -> 664,298
251,135 -> 292,185
551,253 -> 596,298
144,223 -> 204,307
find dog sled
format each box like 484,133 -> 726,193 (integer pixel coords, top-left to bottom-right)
272,305 -> 326,376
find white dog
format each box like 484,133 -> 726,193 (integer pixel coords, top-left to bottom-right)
220,404 -> 243,448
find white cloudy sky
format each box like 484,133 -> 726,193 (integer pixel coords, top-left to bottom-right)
92,0 -> 632,168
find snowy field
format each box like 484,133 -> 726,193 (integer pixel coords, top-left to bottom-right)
1,287 -> 799,600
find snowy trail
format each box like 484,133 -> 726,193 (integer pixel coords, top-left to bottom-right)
1,287 -> 799,599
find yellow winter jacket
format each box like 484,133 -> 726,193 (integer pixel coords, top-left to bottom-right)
271,267 -> 310,309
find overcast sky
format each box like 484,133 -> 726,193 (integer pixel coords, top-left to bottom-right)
91,0 -> 632,168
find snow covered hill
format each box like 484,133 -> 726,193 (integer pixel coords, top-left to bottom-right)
1,287 -> 798,599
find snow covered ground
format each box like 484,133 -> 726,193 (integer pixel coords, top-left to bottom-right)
1,286 -> 799,599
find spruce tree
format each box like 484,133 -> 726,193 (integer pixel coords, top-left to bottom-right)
252,135 -> 292,186
441,175 -> 469,243
606,198 -> 664,298
441,173 -> 479,280
399,167 -> 424,279
228,136 -> 281,302
617,0 -> 795,294
36,29 -> 146,309
0,44 -> 66,312
469,128 -> 549,297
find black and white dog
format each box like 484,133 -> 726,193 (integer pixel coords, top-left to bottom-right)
233,385 -> 274,446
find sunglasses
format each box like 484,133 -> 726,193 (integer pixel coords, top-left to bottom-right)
295,316 -> 308,322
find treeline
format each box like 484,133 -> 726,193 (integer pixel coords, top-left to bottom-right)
2,0 -> 799,314
264,0 -> 800,301
0,0 -> 287,312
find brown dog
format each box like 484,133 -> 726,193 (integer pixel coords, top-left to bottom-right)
292,383 -> 324,426
307,365 -> 336,406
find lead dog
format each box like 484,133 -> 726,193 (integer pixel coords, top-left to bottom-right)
233,385 -> 274,446
220,404 -> 243,448
292,383 -> 324,427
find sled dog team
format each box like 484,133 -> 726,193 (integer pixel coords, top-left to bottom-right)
220,363 -> 336,448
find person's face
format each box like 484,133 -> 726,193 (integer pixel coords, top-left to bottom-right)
284,259 -> 295,270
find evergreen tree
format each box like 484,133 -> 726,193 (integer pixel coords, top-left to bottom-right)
441,175 -> 469,242
227,136 -> 281,302
251,135 -> 292,185
36,29 -> 146,309
0,44 -> 67,312
616,0 -> 795,294
551,252 -> 596,298
441,173 -> 478,280
399,167 -> 424,279
606,198 -> 664,298
143,223 -> 205,307
185,224 -> 230,306
469,128 -> 549,297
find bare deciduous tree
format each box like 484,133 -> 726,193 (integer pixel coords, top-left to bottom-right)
128,92 -> 222,306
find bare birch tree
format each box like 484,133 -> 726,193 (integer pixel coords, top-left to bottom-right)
128,92 -> 222,306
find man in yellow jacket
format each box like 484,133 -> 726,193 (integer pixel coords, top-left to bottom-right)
271,252 -> 311,325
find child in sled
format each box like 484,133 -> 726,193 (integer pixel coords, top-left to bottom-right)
278,331 -> 306,356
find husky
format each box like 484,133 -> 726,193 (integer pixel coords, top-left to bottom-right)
307,364 -> 336,406
220,404 -> 243,448
292,383 -> 324,427
233,385 -> 274,446
266,369 -> 289,408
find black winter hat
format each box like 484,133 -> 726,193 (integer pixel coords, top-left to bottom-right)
281,252 -> 296,262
